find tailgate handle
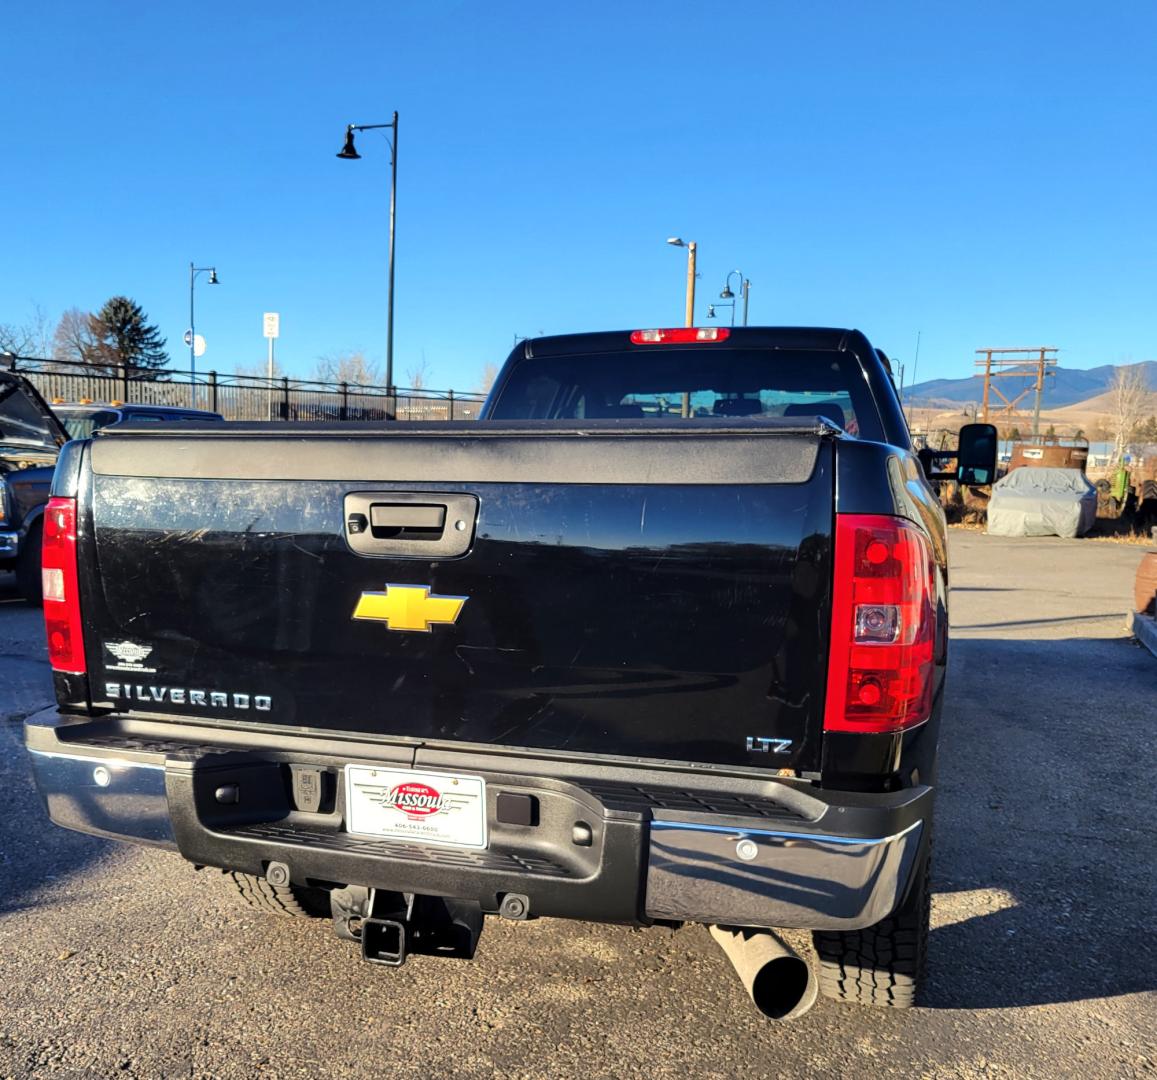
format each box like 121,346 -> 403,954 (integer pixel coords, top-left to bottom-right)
369,504 -> 446,533
344,492 -> 477,559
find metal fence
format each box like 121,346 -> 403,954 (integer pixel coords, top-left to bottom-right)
6,356 -> 488,422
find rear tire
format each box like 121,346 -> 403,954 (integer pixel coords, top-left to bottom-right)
812,842 -> 930,1009
15,521 -> 43,605
1140,482 -> 1157,531
226,871 -> 331,918
1138,483 -> 1157,523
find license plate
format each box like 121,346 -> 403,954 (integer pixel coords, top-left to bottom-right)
345,766 -> 487,849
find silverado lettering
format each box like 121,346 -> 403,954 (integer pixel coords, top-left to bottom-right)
103,683 -> 273,710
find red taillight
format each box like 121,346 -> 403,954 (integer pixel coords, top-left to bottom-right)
630,327 -> 731,345
42,496 -> 85,674
824,514 -> 936,734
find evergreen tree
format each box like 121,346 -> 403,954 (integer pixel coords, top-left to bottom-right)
88,296 -> 169,375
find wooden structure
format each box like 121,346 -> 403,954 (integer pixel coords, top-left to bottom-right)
976,347 -> 1058,434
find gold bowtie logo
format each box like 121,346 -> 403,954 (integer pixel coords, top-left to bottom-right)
352,584 -> 467,633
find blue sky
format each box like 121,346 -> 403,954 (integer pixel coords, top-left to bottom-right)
3,1 -> 1155,393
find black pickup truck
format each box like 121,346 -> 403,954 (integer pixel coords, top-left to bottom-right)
26,327 -> 957,1020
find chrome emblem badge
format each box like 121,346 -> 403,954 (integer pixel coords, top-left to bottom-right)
108,641 -> 153,665
352,584 -> 468,633
746,736 -> 793,754
104,640 -> 157,673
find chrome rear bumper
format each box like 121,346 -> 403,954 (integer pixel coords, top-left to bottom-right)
25,707 -> 931,931
644,818 -> 924,930
27,748 -> 176,849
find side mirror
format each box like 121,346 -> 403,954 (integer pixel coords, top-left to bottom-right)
916,423 -> 998,484
956,423 -> 998,485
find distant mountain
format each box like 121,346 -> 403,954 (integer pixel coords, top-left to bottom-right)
904,360 -> 1157,409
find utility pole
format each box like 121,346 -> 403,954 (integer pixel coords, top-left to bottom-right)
980,349 -> 993,422
683,241 -> 697,328
666,238 -> 698,418
1032,346 -> 1047,436
682,242 -> 696,418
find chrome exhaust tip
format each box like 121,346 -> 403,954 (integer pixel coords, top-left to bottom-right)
709,925 -> 819,1022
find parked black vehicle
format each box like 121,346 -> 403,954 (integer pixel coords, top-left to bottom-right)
26,327 -> 964,1020
0,369 -> 69,602
51,402 -> 224,440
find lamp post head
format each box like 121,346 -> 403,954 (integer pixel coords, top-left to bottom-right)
666,237 -> 685,247
337,126 -> 361,159
719,284 -> 734,299
706,305 -> 717,319
207,269 -> 219,285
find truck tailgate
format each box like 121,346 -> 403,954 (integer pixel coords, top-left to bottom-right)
81,421 -> 834,772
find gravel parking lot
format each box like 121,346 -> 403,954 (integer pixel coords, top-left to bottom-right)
1,530 -> 1154,1079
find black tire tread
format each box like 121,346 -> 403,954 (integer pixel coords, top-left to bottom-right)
226,871 -> 330,918
812,848 -> 930,1009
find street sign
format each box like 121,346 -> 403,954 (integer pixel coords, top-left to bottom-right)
193,334 -> 207,358
263,312 -> 280,339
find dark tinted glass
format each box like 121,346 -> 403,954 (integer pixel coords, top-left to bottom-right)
56,410 -> 110,439
489,348 -> 883,440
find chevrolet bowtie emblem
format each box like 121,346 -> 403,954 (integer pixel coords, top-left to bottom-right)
352,584 -> 468,633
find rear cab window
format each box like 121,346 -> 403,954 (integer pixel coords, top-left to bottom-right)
488,347 -> 883,440
122,412 -> 221,423
56,409 -> 120,439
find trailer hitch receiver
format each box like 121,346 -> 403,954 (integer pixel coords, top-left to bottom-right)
362,917 -> 408,966
331,887 -> 484,967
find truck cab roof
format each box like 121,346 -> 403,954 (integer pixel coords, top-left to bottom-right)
51,402 -> 224,441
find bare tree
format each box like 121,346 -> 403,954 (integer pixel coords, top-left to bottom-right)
405,358 -> 431,391
0,322 -> 33,356
0,303 -> 55,359
233,357 -> 284,381
52,307 -> 100,365
1108,364 -> 1151,465
475,361 -> 499,395
313,350 -> 382,387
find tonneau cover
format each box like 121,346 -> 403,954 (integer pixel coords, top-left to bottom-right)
90,417 -> 837,485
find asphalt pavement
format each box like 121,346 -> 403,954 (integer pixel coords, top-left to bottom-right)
1,531 -> 1154,1079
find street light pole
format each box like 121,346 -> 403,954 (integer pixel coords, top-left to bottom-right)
666,238 -> 698,327
720,271 -> 751,327
188,262 -> 218,409
337,111 -> 399,419
683,242 -> 697,327
666,238 -> 698,417
188,263 -> 194,379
